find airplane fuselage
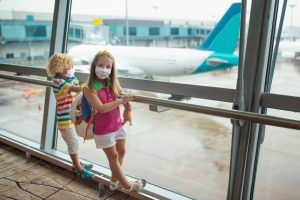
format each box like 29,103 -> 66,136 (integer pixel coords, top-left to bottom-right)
69,3 -> 241,77
70,44 -> 237,76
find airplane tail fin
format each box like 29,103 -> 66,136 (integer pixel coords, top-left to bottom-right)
198,3 -> 241,53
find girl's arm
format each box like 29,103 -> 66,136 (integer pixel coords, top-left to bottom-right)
83,87 -> 134,113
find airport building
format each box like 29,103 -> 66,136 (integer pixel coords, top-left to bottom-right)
0,1 -> 300,200
0,10 -> 212,66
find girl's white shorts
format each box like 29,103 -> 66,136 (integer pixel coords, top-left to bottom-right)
94,128 -> 127,149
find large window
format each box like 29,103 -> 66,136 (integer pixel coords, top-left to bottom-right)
2,1 -> 299,200
271,0 -> 300,97
57,102 -> 232,200
0,0 -> 54,66
67,0 -> 243,88
0,78 -> 46,143
63,1 -> 249,198
254,110 -> 300,200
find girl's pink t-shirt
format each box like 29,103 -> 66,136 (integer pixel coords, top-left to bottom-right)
93,86 -> 122,135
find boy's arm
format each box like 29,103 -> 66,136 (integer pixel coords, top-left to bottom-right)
70,85 -> 82,93
69,77 -> 82,93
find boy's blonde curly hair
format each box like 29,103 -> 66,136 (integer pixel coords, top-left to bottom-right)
47,53 -> 73,77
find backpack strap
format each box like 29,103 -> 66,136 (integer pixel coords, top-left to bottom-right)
83,108 -> 97,143
82,86 -> 99,143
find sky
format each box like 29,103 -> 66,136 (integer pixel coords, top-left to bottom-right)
0,0 -> 300,27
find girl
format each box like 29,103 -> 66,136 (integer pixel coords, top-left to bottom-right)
83,50 -> 146,192
47,53 -> 94,180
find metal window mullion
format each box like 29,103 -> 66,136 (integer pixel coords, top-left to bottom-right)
40,0 -> 72,150
242,0 -> 277,200
250,1 -> 283,199
227,0 -> 247,199
227,0 -> 277,199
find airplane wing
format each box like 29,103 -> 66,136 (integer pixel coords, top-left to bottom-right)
206,57 -> 229,67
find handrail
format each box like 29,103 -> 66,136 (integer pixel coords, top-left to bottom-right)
0,63 -> 236,102
0,73 -> 52,86
1,73 -> 300,130
134,96 -> 300,130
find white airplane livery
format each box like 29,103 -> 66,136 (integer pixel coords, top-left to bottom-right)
68,3 -> 241,76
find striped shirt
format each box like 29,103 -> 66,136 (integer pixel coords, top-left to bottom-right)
52,75 -> 79,129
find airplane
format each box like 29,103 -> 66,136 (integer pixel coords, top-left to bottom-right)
68,3 -> 241,77
278,39 -> 300,61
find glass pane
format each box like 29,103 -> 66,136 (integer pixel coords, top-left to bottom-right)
67,0 -> 251,88
0,78 -> 46,143
273,0 -> 300,96
57,102 -> 232,199
254,109 -> 300,200
0,0 -> 54,67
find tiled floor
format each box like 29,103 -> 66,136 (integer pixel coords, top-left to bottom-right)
0,143 -> 138,200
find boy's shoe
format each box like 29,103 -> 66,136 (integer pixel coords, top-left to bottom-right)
72,162 -> 93,173
78,168 -> 95,180
80,162 -> 93,170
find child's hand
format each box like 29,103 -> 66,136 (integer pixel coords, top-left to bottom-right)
70,85 -> 83,93
120,94 -> 135,104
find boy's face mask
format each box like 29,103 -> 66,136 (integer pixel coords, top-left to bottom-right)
65,68 -> 74,78
95,67 -> 111,79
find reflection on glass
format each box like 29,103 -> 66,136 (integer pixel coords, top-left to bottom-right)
67,0 -> 245,88
273,0 -> 300,96
0,79 -> 45,143
0,0 -> 54,67
254,108 -> 300,200
57,102 -> 232,200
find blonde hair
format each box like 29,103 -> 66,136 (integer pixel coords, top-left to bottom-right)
47,53 -> 73,77
87,50 -> 121,96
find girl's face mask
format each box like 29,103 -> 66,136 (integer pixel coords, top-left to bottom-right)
65,68 -> 74,78
95,67 -> 111,79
